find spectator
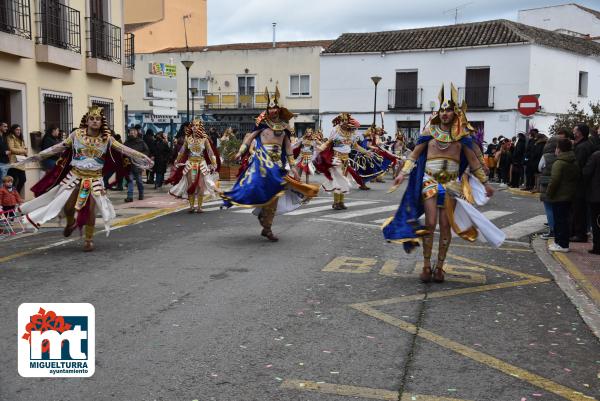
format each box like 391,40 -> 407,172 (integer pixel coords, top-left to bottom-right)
570,124 -> 594,242
583,146 -> 600,255
510,133 -> 526,188
40,125 -> 61,172
529,133 -> 547,192
153,132 -> 171,189
144,128 -> 156,185
546,139 -> 580,253
538,136 -> 559,239
6,124 -> 27,193
496,138 -> 512,188
220,127 -> 234,143
124,127 -> 149,202
485,137 -> 498,181
524,129 -> 539,190
0,175 -> 23,217
590,125 -> 600,152
103,130 -> 124,191
208,127 -> 219,145
0,121 -> 10,186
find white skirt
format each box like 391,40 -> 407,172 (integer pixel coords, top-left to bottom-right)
169,160 -> 218,200
321,164 -> 352,194
19,171 -> 116,235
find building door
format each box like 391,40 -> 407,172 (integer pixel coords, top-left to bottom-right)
89,0 -> 105,20
0,90 -> 11,124
394,71 -> 418,109
396,121 -> 421,141
88,0 -> 107,59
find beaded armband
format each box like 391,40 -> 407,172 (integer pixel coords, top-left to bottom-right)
400,158 -> 416,176
472,167 -> 489,184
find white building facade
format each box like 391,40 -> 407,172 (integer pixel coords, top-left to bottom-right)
518,3 -> 600,39
320,19 -> 600,142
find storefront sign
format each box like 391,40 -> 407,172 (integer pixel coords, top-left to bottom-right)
149,63 -> 177,78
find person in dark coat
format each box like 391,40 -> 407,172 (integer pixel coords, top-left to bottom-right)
510,133 -> 526,188
538,136 -> 558,239
524,129 -> 538,190
143,128 -> 156,185
497,138 -> 512,187
570,124 -> 595,242
583,148 -> 600,254
40,126 -> 62,172
547,138 -> 580,253
124,127 -> 150,202
153,132 -> 171,189
528,133 -> 546,191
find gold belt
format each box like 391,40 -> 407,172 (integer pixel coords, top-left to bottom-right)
425,169 -> 457,184
72,168 -> 102,179
189,156 -> 204,162
334,151 -> 349,161
267,151 -> 281,162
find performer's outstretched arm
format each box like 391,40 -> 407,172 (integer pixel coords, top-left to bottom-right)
11,134 -> 73,167
392,142 -> 427,186
463,144 -> 494,197
205,138 -> 217,169
234,131 -> 259,160
110,137 -> 154,170
284,135 -> 300,179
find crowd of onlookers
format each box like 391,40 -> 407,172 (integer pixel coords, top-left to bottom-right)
483,125 -> 600,254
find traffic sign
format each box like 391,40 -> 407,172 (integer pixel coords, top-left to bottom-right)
518,94 -> 540,116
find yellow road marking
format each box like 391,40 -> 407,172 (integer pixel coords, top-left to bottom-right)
0,206 -> 184,264
352,305 -> 595,401
322,256 -> 377,274
450,243 -> 533,253
552,251 -> 600,307
281,379 -> 472,401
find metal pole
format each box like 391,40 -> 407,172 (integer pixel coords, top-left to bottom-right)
186,67 -> 190,122
191,92 -> 194,120
373,82 -> 378,126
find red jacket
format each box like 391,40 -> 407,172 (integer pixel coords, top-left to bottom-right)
0,187 -> 23,207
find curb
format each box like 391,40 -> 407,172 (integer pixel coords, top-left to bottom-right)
507,188 -> 540,198
532,238 -> 600,339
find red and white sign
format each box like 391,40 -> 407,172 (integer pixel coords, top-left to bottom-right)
518,94 -> 540,116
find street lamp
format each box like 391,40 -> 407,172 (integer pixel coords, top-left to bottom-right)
371,76 -> 382,127
190,87 -> 198,120
181,59 -> 194,122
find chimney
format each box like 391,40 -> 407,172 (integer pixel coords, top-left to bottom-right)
272,22 -> 277,48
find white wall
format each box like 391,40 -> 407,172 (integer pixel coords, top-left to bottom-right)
518,5 -> 600,37
319,44 -> 532,140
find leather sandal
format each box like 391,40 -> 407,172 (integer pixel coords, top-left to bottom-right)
261,229 -> 279,242
83,240 -> 95,252
432,263 -> 445,283
420,264 -> 433,283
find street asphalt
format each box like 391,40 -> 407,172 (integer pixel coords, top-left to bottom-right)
1,181 -> 599,401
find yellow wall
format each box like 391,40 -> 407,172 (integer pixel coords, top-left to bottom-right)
124,0 -> 164,24
128,0 -> 207,53
0,0 -> 126,199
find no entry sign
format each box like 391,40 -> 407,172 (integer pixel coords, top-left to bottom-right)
518,94 -> 540,116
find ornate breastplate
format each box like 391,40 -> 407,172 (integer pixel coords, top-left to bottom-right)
71,130 -> 108,171
425,158 -> 459,184
187,137 -> 205,159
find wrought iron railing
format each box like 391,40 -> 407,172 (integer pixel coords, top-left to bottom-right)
458,86 -> 495,109
86,17 -> 121,64
203,92 -> 275,110
124,32 -> 134,69
0,0 -> 31,39
42,92 -> 73,133
35,0 -> 80,52
388,88 -> 423,110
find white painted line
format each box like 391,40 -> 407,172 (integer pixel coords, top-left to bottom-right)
232,198 -> 332,214
501,214 -> 547,239
322,205 -> 399,220
310,218 -> 382,229
482,210 -> 514,220
286,201 -> 378,216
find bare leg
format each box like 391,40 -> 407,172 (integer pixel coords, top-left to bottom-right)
435,198 -> 453,282
187,170 -> 196,212
259,197 -> 279,241
421,196 -> 438,282
63,190 -> 78,237
196,174 -> 206,213
83,197 -> 96,252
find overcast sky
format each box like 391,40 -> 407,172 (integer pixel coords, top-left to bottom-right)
207,0 -> 600,44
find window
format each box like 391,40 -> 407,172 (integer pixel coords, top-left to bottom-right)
90,97 -> 114,129
290,74 -> 310,96
465,67 -> 490,108
238,76 -> 255,95
190,78 -> 209,97
144,77 -> 152,97
578,71 -> 588,97
42,91 -> 73,133
393,71 -> 419,109
396,121 -> 421,141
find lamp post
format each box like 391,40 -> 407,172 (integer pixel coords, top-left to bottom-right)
371,76 -> 382,127
181,59 -> 194,122
190,87 -> 198,120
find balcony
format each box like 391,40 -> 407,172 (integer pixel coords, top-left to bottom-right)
34,0 -> 81,70
388,88 -> 423,110
122,32 -> 135,85
0,0 -> 33,58
85,17 -> 122,79
203,92 -> 274,111
458,86 -> 495,109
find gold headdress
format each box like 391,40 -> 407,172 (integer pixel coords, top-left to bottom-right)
430,82 -> 473,142
332,113 -> 360,129
256,85 -> 294,129
87,105 -> 103,118
186,118 -> 207,137
79,105 -> 110,137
